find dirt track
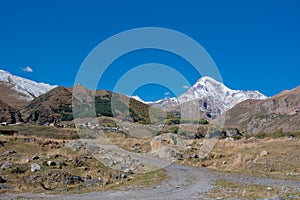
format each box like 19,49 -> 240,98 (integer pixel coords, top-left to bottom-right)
3,163 -> 300,200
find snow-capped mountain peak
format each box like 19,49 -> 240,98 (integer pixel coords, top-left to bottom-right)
179,76 -> 267,109
130,95 -> 162,104
0,69 -> 57,101
149,76 -> 268,116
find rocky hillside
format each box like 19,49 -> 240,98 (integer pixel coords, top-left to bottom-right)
0,99 -> 22,123
0,81 -> 30,108
22,86 -> 73,123
72,85 -> 166,124
22,85 -> 166,124
0,69 -> 56,102
224,86 -> 300,134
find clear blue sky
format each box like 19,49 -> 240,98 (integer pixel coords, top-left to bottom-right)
0,0 -> 299,101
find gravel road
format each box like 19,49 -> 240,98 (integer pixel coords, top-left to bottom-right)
2,163 -> 300,200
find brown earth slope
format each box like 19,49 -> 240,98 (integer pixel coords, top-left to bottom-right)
224,86 -> 300,134
21,85 -> 166,124
22,86 -> 73,124
0,82 -> 30,108
0,98 -> 23,123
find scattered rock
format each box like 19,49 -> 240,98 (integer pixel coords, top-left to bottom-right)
279,185 -> 294,195
65,179 -> 74,185
0,141 -> 5,148
47,161 -> 56,166
190,154 -> 198,159
120,174 -> 127,179
32,155 -> 39,160
55,160 -> 67,167
260,195 -> 284,200
85,178 -> 103,187
81,166 -> 89,171
1,150 -> 16,156
11,166 -> 25,174
225,137 -> 234,141
64,175 -> 83,185
65,140 -> 84,151
285,173 -> 294,176
194,133 -> 205,139
1,163 -> 13,169
30,163 -> 41,172
109,160 -> 118,167
260,150 -> 269,157
131,144 -> 141,151
224,128 -> 242,137
0,183 -> 15,190
266,187 -> 273,191
73,158 -> 84,167
0,176 -> 6,183
53,154 -> 60,159
85,175 -> 92,180
27,175 -> 40,182
222,160 -> 227,165
22,138 -> 32,143
124,168 -> 134,174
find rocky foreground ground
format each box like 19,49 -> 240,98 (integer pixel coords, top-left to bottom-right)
2,162 -> 300,199
0,133 -> 300,199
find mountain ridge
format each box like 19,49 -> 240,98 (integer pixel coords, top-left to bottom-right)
149,76 -> 267,117
224,86 -> 300,133
0,69 -> 57,102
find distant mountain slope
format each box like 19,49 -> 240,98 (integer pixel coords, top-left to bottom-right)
0,70 -> 57,103
0,81 -> 30,108
225,86 -> 300,134
0,99 -> 22,123
22,86 -> 73,123
72,85 -> 166,124
22,85 -> 166,124
150,76 -> 267,119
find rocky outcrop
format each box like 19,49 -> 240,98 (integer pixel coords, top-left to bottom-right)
150,133 -> 185,160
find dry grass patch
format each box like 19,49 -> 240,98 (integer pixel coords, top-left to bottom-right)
204,179 -> 300,199
178,137 -> 300,181
0,135 -> 167,194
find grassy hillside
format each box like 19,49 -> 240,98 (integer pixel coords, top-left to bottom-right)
21,86 -> 166,125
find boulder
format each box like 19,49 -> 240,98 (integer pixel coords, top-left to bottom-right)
30,163 -> 41,172
224,128 -> 242,137
1,163 -> 13,169
47,161 -> 56,166
0,176 -> 6,183
150,133 -> 185,160
32,155 -> 39,160
65,140 -> 84,151
260,150 -> 269,157
1,150 -> 16,156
